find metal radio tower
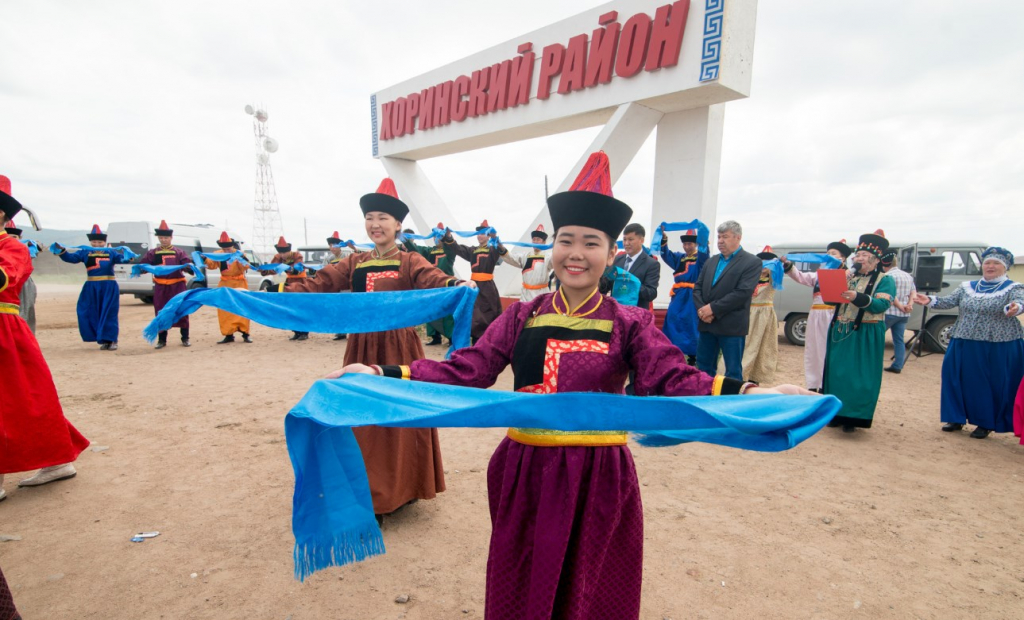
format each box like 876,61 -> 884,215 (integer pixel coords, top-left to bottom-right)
244,104 -> 283,259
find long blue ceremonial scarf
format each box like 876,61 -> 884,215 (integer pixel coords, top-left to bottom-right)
286,374 -> 841,581
331,240 -> 375,249
251,262 -> 304,274
786,253 -> 843,269
762,258 -> 785,290
142,286 -> 477,353
616,241 -> 654,257
610,266 -> 640,305
49,243 -> 138,261
193,250 -> 247,265
131,263 -> 205,283
20,239 -> 39,258
650,220 -> 711,255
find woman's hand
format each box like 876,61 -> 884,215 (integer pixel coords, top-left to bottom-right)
1006,302 -> 1021,318
326,363 -> 378,379
912,292 -> 931,305
840,290 -> 856,302
459,280 -> 478,289
746,384 -> 819,396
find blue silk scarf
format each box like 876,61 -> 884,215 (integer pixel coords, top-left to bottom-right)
131,263 -> 204,283
49,244 -> 138,261
762,258 -> 785,290
287,374 -> 841,581
649,220 -> 711,255
786,253 -> 843,269
142,286 -> 477,353
20,239 -> 39,258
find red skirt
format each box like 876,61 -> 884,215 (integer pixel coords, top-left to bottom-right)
0,314 -> 89,474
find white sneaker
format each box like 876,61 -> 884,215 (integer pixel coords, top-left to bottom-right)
18,463 -> 77,487
0,488 -> 6,502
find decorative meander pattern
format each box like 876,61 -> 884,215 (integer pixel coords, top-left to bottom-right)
700,0 -> 724,82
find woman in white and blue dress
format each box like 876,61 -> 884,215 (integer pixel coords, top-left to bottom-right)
913,247 -> 1024,438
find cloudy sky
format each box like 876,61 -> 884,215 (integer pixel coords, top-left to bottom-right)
2,0 -> 1022,254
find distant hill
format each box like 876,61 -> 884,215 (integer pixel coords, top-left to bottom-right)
19,228 -> 90,248
17,229 -> 89,278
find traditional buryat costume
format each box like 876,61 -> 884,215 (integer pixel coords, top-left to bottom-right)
285,179 -> 459,515
785,240 -> 852,391
444,219 -> 509,342
207,232 -> 251,343
929,247 -> 1024,436
375,153 -> 755,620
403,224 -> 456,344
4,221 -> 36,334
57,224 -> 126,349
822,231 -> 895,429
740,246 -> 780,384
660,228 -> 708,362
141,220 -> 192,348
267,236 -> 308,340
0,175 -> 89,501
325,231 -> 351,341
511,225 -> 552,303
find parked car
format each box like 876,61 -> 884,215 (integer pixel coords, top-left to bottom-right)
771,241 -> 987,352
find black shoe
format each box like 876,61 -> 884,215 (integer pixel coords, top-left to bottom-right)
242,333 -> 252,343
288,333 -> 301,341
181,339 -> 191,347
842,425 -> 856,433
425,335 -> 442,346
884,366 -> 901,374
333,334 -> 346,341
155,341 -> 167,350
108,343 -> 118,351
941,423 -> 963,432
99,343 -> 110,351
217,335 -> 235,344
375,514 -> 384,527
827,420 -> 841,428
970,427 -> 991,439
296,333 -> 308,341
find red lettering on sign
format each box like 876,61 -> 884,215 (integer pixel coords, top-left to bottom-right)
451,75 -> 471,122
615,13 -> 652,78
585,20 -> 621,87
557,34 -> 588,94
599,11 -> 618,25
517,42 -> 533,54
508,51 -> 534,107
487,60 -> 510,113
432,81 -> 452,127
405,93 -> 420,135
380,101 -> 393,140
419,87 -> 435,130
537,43 -> 565,100
646,0 -> 690,71
393,97 -> 407,137
469,67 -> 490,118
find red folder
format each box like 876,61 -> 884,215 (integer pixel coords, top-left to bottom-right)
817,269 -> 849,304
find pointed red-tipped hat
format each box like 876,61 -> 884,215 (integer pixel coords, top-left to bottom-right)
216,231 -> 234,248
680,228 -> 698,243
757,245 -> 777,260
87,224 -> 107,241
547,152 -> 632,241
359,177 -> 409,222
476,219 -> 490,232
4,217 -> 22,237
275,235 -> 291,251
857,230 -> 889,258
326,230 -> 342,245
531,224 -> 548,242
154,219 -> 173,236
827,238 -> 852,258
0,174 -> 23,221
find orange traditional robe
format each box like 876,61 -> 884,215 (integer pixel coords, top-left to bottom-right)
206,258 -> 250,335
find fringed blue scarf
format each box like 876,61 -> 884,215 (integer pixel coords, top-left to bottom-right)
286,374 -> 841,581
49,243 -> 138,260
142,286 -> 477,353
131,263 -> 204,283
650,220 -> 711,255
762,258 -> 785,290
786,253 -> 843,269
21,239 -> 39,258
610,266 -> 640,305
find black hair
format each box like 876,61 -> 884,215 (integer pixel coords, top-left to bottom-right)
623,223 -> 645,238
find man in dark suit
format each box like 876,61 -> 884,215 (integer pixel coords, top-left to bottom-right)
693,220 -> 763,381
611,223 -> 660,309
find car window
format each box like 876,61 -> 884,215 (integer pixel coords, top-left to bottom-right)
943,251 -> 980,276
964,251 -> 981,276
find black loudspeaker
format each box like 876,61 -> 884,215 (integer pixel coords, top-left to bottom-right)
915,256 -> 944,293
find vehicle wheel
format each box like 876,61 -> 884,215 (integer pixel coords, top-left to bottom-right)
187,280 -> 206,290
784,314 -> 808,346
926,317 -> 956,353
139,296 -> 154,304
259,280 -> 272,291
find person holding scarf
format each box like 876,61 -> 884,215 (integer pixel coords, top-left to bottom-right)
3,221 -> 36,334
266,236 -> 309,341
403,224 -> 456,345
140,220 -> 192,349
502,225 -> 553,303
739,246 -> 781,384
1,175 -> 89,501
332,153 -> 815,620
443,219 -> 510,343
913,247 -> 1024,439
660,226 -> 709,365
784,240 -> 852,392
206,232 -> 252,344
822,230 -> 896,432
54,224 -> 128,351
324,231 -> 351,341
282,178 -> 473,520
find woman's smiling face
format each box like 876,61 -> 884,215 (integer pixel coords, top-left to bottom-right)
551,225 -> 616,292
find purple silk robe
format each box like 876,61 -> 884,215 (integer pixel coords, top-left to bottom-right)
141,246 -> 191,329
408,291 -> 717,620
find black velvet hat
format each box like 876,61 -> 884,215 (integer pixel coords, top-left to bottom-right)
327,230 -> 342,245
826,239 -> 852,258
0,175 -> 23,221
274,235 -> 291,253
154,219 -> 173,236
756,245 -> 778,260
530,225 -> 548,242
856,230 -> 889,259
548,152 -> 632,242
4,222 -> 22,237
216,231 -> 235,249
359,178 -> 409,222
87,224 -> 107,242
680,228 -> 698,243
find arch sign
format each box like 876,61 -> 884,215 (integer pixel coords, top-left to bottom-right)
370,0 -> 756,298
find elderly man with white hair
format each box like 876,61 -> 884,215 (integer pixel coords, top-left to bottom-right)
914,246 -> 1024,439
692,220 -> 763,381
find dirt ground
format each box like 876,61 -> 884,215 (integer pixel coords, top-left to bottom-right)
2,284 -> 1023,620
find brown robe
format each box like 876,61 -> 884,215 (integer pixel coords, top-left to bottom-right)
286,247 -> 457,514
443,238 -> 506,340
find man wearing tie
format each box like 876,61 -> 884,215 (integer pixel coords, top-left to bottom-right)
609,223 -> 660,310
